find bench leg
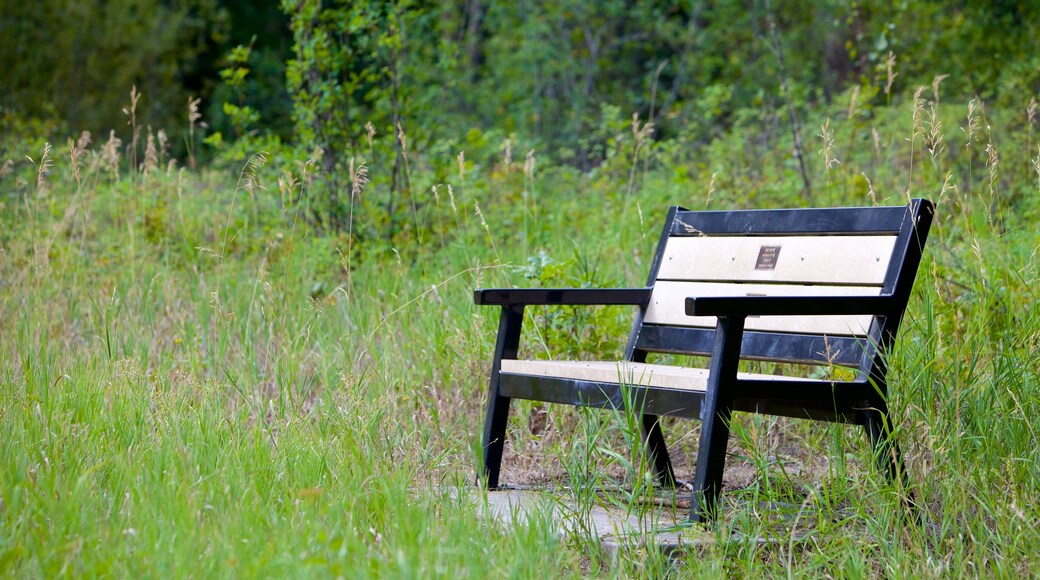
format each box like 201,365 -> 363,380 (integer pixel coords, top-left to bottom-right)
482,392 -> 511,490
690,315 -> 744,523
689,405 -> 732,523
478,305 -> 524,490
860,403 -> 919,519
642,413 -> 676,487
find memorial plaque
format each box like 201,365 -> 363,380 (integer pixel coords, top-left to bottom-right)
755,245 -> 781,270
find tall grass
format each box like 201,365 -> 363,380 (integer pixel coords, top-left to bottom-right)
1,83 -> 1039,575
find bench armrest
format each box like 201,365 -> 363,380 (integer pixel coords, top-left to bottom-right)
686,295 -> 897,317
475,288 -> 652,307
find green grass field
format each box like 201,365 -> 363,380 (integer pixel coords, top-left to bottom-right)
2,92 -> 1039,576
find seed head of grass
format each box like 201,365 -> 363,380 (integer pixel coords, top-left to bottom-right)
884,51 -> 898,96
910,86 -> 926,143
447,184 -> 458,214
963,97 -> 982,149
188,96 -> 202,130
938,170 -> 956,205
350,158 -> 369,200
474,200 -> 499,261
397,122 -> 407,155
985,142 -> 999,196
926,105 -> 945,160
524,150 -> 536,180
931,74 -> 949,105
1032,145 -> 1040,192
818,117 -> 840,169
101,130 -> 122,178
157,129 -> 168,161
143,128 -> 159,174
706,171 -> 717,208
847,85 -> 860,120
365,121 -> 376,153
278,171 -> 299,207
69,132 -> 91,188
862,172 -> 878,205
631,112 -> 654,146
32,142 -> 52,195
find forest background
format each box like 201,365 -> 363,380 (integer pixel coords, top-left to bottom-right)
3,0 -> 1040,575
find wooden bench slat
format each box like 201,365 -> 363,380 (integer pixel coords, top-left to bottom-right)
634,326 -> 867,366
645,281 -> 880,335
657,235 -> 896,285
501,359 -> 814,392
670,205 -> 910,236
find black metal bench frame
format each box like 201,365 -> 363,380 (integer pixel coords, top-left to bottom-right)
474,199 -> 934,522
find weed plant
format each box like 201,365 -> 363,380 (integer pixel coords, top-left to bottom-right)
1,83 -> 1039,576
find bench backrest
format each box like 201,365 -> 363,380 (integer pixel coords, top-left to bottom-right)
625,200 -> 934,376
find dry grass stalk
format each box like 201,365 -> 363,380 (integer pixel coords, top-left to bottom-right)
847,85 -> 860,121
67,138 -> 79,190
75,130 -> 92,153
910,86 -> 926,140
931,74 -> 949,106
69,131 -> 91,189
925,105 -> 945,161
985,142 -> 999,196
397,122 -> 419,238
142,128 -> 159,175
33,142 -> 53,196
523,150 -> 536,180
350,158 -> 369,200
447,184 -> 458,214
187,96 -> 202,169
365,121 -> 376,157
523,150 -> 536,224
907,86 -> 926,196
818,117 -> 840,169
884,51 -> 898,98
963,98 -> 981,149
1027,97 -> 1038,162
938,170 -> 956,205
705,172 -> 717,208
278,171 -> 299,208
474,200 -> 499,261
241,152 -> 268,195
626,112 -> 655,198
862,172 -> 878,205
157,129 -> 168,164
123,86 -> 141,178
1032,145 -> 1040,193
346,156 -> 370,304
985,142 -> 1000,224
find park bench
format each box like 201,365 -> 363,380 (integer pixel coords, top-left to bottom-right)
474,199 -> 934,522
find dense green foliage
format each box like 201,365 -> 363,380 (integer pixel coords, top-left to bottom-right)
6,2 -> 1040,167
3,0 -> 1040,575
